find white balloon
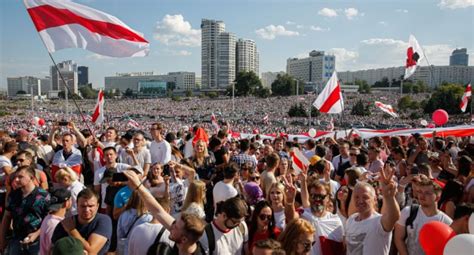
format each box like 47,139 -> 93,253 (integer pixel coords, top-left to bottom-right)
420,119 -> 428,126
469,213 -> 474,234
308,128 -> 317,138
443,234 -> 474,255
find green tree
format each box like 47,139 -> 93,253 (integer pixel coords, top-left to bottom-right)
424,84 -> 465,114
206,92 -> 218,99
16,90 -> 27,95
398,95 -> 420,111
255,86 -> 271,98
355,79 -> 371,94
185,89 -> 193,97
233,71 -> 262,97
288,103 -> 308,117
351,100 -> 371,116
310,106 -> 320,117
373,77 -> 390,87
271,74 -> 301,96
79,84 -> 98,99
124,88 -> 134,97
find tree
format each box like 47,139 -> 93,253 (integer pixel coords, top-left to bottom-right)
124,88 -> 134,97
255,86 -> 271,98
234,71 -> 262,97
373,77 -> 390,87
271,74 -> 299,96
206,92 -> 218,99
16,90 -> 27,95
185,89 -> 193,97
79,85 -> 98,99
310,106 -> 320,117
288,103 -> 308,117
351,100 -> 371,116
398,96 -> 420,111
424,83 -> 465,114
355,79 -> 371,94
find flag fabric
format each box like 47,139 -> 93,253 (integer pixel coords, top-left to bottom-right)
211,113 -> 220,130
263,114 -> 269,124
91,89 -> 104,124
460,83 -> 472,112
127,118 -> 140,128
290,148 -> 310,175
313,71 -> 344,113
24,0 -> 149,57
404,35 -> 424,79
326,117 -> 335,131
375,101 -> 399,117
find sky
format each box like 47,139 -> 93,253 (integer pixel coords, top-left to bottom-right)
1,0 -> 473,89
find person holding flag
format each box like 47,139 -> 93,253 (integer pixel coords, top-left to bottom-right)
459,83 -> 472,112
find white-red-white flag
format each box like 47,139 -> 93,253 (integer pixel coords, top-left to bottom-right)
24,0 -> 149,58
91,90 -> 104,124
263,114 -> 269,124
404,35 -> 424,79
375,101 -> 398,117
460,83 -> 472,112
290,148 -> 310,175
127,118 -> 140,128
211,113 -> 220,130
313,71 -> 344,113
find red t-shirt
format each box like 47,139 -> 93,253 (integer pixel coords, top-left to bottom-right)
249,226 -> 281,253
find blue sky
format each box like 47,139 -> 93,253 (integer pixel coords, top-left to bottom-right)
1,0 -> 473,89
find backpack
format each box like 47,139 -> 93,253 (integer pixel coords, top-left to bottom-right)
147,226 -> 206,255
205,222 -> 246,255
404,204 -> 419,241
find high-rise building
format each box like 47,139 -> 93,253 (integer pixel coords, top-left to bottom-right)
450,48 -> 469,66
78,66 -> 89,86
261,71 -> 285,88
7,76 -> 40,97
286,50 -> 335,87
51,60 -> 78,94
236,39 -> 259,76
217,32 -> 236,88
201,19 -> 225,89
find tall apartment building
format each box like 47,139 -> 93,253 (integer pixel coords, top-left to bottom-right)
286,50 -> 335,87
338,65 -> 474,88
236,39 -> 259,76
78,66 -> 89,86
201,19 -> 225,89
7,76 -> 40,97
450,48 -> 469,66
51,60 -> 78,94
217,32 -> 237,88
105,72 -> 196,92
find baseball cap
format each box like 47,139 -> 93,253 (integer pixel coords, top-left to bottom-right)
53,237 -> 84,255
48,188 -> 71,211
309,155 -> 322,165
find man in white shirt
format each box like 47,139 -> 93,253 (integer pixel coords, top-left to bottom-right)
332,141 -> 350,174
344,167 -> 400,255
213,163 -> 239,210
125,131 -> 151,176
394,177 -> 452,255
149,123 -> 171,165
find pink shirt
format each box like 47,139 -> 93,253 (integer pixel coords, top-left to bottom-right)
40,214 -> 64,255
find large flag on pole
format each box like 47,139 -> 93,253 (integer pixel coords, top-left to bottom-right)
404,35 -> 424,79
375,101 -> 399,117
91,90 -> 104,124
24,0 -> 149,57
460,83 -> 472,112
313,71 -> 344,113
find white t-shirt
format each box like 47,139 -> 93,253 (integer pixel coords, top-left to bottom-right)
273,210 -> 286,230
213,181 -> 238,209
332,154 -> 350,172
301,209 -> 344,255
345,212 -> 392,255
124,147 -> 151,170
93,163 -> 131,208
0,155 -> 12,193
150,140 -> 171,164
396,206 -> 453,255
67,180 -> 86,216
128,222 -> 174,255
199,221 -> 248,255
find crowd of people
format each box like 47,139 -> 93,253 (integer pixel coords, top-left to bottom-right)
0,117 -> 473,255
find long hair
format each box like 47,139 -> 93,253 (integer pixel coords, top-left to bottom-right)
193,139 -> 209,161
248,200 -> 277,247
124,191 -> 147,217
278,218 -> 315,255
182,180 -> 206,212
147,163 -> 163,186
438,180 -> 464,209
266,182 -> 286,207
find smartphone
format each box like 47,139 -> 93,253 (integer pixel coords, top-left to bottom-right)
163,164 -> 171,177
58,121 -> 69,126
112,172 -> 128,182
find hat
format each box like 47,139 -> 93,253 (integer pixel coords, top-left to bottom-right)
17,129 -> 29,137
53,237 -> 84,255
309,155 -> 322,165
244,182 -> 264,206
48,188 -> 71,211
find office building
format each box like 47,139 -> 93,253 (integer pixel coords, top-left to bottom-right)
286,50 -> 335,87
7,76 -> 40,97
105,72 -> 196,92
450,48 -> 469,66
78,66 -> 89,85
50,60 -> 78,94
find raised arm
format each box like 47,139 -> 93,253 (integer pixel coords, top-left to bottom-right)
379,165 -> 400,232
69,122 -> 88,148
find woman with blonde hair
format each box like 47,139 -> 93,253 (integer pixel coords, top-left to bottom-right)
191,139 -> 215,184
278,218 -> 316,255
181,180 -> 206,219
267,182 -> 287,229
55,167 -> 85,216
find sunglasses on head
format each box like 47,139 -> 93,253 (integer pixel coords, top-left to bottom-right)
258,214 -> 272,221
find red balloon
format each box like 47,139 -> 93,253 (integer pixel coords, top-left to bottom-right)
38,118 -> 45,126
432,109 -> 449,126
419,221 -> 456,255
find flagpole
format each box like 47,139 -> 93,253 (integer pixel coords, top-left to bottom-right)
47,52 -> 94,133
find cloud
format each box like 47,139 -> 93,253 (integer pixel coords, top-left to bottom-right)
344,8 -> 362,19
310,25 -> 330,32
255,25 -> 299,40
438,0 -> 474,9
378,21 -> 388,26
318,8 -> 338,17
161,49 -> 192,56
153,14 -> 201,47
286,21 -> 296,25
296,25 -> 304,29
327,48 -> 359,71
395,9 -> 409,13
361,38 -> 406,46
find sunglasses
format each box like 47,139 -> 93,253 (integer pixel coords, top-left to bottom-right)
299,240 -> 316,250
350,153 -> 358,156
258,214 -> 272,221
16,158 -> 26,162
250,176 -> 260,181
310,193 -> 327,200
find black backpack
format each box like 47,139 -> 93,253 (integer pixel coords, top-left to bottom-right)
147,226 -> 207,255
404,204 -> 419,240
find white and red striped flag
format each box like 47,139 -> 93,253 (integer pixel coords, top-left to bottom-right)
211,113 -> 220,130
460,83 -> 472,112
290,148 -> 310,175
127,118 -> 140,128
375,101 -> 398,117
263,114 -> 269,124
313,71 -> 344,113
24,0 -> 149,58
91,89 -> 104,124
404,35 -> 424,79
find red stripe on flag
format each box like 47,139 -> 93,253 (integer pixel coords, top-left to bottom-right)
27,5 -> 148,43
319,82 -> 341,113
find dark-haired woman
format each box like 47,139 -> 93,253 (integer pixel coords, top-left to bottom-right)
247,200 -> 281,254
438,179 -> 464,219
